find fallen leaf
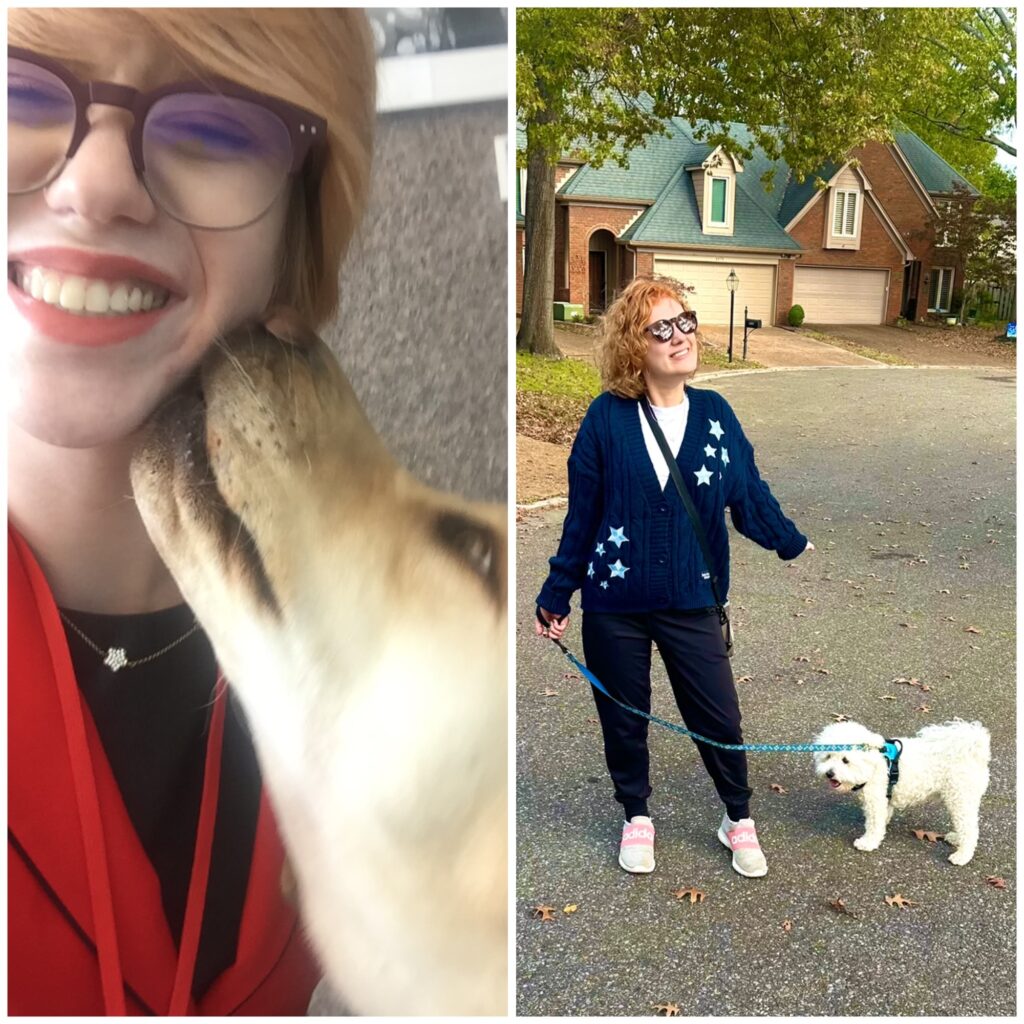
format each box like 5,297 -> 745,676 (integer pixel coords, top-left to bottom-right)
918,684 -> 931,692
653,1003 -> 681,1017
878,695 -> 897,701
938,588 -> 951,594
792,612 -> 806,618
794,655 -> 811,663
782,919 -> 793,932
915,704 -> 932,713
911,829 -> 941,843
944,616 -> 957,622
541,688 -> 558,697
985,876 -> 1007,890
770,783 -> 787,794
736,674 -> 753,683
587,716 -> 599,724
532,904 -> 556,922
885,893 -> 916,909
965,626 -> 983,635
828,896 -> 857,917
563,904 -> 578,915
670,886 -> 705,904
899,622 -> 914,629
832,713 -> 850,722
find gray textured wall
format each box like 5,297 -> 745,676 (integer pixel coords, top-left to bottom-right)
322,100 -> 508,505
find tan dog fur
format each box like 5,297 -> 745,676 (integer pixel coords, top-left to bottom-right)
131,312 -> 507,1015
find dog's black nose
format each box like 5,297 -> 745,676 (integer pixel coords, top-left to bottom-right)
825,769 -> 834,779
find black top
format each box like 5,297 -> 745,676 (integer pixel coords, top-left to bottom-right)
61,603 -> 261,999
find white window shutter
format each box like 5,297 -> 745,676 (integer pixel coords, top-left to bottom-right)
845,193 -> 857,234
833,192 -> 845,234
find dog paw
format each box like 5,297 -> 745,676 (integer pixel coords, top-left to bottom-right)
853,836 -> 881,852
948,848 -> 974,866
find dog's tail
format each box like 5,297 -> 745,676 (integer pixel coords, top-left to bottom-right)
930,719 -> 991,766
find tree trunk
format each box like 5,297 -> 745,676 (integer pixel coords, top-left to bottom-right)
517,138 -> 559,356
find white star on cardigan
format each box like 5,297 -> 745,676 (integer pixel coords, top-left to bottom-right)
608,526 -> 628,547
595,542 -> 606,556
721,447 -> 730,466
709,419 -> 725,441
704,443 -> 717,458
608,559 -> 629,579
694,464 -> 713,486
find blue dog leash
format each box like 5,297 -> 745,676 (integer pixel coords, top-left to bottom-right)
536,611 -> 902,771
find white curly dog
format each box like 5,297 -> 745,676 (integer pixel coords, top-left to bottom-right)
813,719 -> 990,865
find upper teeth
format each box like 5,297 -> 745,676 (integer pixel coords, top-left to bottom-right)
14,266 -> 170,316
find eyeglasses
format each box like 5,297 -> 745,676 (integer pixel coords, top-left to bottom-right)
645,311 -> 698,342
8,46 -> 327,230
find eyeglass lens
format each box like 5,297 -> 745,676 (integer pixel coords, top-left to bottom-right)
9,56 -> 295,229
649,312 -> 697,341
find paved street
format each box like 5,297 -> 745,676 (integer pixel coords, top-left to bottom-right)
517,366 -> 1015,1016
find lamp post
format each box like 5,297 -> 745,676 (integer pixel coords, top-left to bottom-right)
726,269 -> 739,362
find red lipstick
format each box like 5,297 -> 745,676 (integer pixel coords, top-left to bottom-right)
7,247 -> 185,348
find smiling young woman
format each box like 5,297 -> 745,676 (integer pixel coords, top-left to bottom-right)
534,274 -> 814,880
7,8 -> 374,1015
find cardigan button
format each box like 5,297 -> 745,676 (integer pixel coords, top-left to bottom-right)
658,504 -> 668,513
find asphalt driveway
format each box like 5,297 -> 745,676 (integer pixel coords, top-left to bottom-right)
517,366 -> 1015,1016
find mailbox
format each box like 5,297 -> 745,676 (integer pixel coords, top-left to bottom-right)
745,318 -> 762,329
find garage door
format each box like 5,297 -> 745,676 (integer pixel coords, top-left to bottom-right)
793,266 -> 888,325
654,258 -> 776,326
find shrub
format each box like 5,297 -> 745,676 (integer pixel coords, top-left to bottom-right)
788,304 -> 805,327
570,313 -> 584,323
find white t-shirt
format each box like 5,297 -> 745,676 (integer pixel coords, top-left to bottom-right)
638,395 -> 689,490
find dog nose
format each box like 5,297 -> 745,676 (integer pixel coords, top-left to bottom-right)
825,769 -> 834,779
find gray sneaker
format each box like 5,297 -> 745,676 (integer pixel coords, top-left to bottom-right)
618,816 -> 656,873
717,814 -> 768,877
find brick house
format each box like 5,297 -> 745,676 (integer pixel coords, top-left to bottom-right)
515,120 -> 977,325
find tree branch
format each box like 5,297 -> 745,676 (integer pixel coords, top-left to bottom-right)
907,109 -> 1017,156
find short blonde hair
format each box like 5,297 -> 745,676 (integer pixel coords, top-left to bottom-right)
8,7 -> 376,328
598,275 -> 700,398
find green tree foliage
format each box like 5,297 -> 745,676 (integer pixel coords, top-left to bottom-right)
516,7 -> 1016,354
934,183 -> 1016,324
901,8 -> 1016,193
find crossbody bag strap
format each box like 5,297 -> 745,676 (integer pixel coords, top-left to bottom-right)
641,398 -> 726,614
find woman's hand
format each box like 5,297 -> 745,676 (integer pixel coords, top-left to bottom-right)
804,540 -> 816,554
535,608 -> 569,641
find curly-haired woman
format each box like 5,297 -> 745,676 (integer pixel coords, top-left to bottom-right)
535,275 -> 813,878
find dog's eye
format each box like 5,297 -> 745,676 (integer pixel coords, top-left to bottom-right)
842,757 -> 849,764
433,511 -> 505,606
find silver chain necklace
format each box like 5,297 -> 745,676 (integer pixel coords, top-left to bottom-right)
59,609 -> 201,673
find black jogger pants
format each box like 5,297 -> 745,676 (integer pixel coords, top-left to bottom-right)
581,608 -> 752,822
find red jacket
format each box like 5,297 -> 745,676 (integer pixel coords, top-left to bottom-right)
8,527 -> 322,1014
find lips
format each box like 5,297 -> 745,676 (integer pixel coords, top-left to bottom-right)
829,779 -> 841,789
8,246 -> 185,348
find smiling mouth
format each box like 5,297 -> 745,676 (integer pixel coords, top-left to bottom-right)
829,779 -> 842,789
8,262 -> 174,316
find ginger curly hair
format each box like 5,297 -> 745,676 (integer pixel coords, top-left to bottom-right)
598,275 -> 700,398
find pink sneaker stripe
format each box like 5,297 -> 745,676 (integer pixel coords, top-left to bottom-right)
726,827 -> 760,851
620,824 -> 655,848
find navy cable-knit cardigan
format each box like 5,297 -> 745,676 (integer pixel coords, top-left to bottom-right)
536,386 -> 808,618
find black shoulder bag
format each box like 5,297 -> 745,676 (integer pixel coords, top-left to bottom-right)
641,399 -> 734,657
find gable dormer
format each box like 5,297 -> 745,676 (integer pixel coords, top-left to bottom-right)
689,147 -> 743,237
824,163 -> 872,250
